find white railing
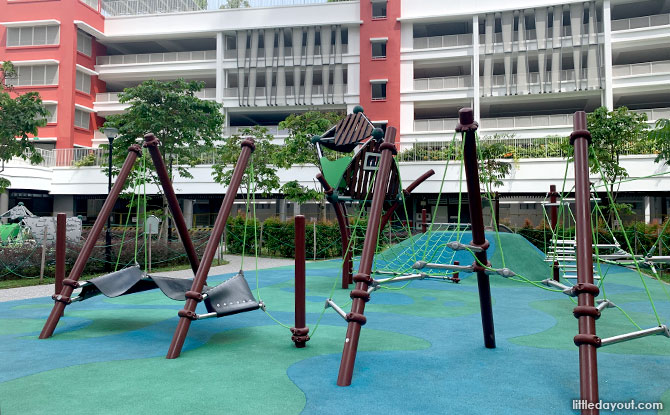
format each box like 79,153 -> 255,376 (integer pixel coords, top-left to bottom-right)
80,0 -> 100,10
478,24 -> 594,45
612,60 -> 670,78
223,44 -> 348,60
414,75 -> 472,91
225,125 -> 289,136
631,107 -> 670,123
96,50 -> 216,66
223,84 -> 337,98
413,33 -> 472,50
480,114 -> 572,130
413,118 -> 459,132
101,0 -> 331,16
95,88 -> 216,103
611,13 -> 670,31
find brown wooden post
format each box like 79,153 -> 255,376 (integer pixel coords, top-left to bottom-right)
291,215 -> 309,348
55,213 -> 66,296
421,208 -> 427,233
144,134 -> 200,275
570,111 -> 600,415
39,226 -> 47,283
39,145 -> 142,339
452,260 -> 461,283
337,127 -> 398,386
458,108 -> 496,349
550,184 -> 560,282
166,139 -> 255,359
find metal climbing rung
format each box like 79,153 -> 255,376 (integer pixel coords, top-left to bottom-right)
445,241 -> 484,253
562,274 -> 601,280
374,274 -> 426,285
593,244 -> 620,249
555,240 -> 577,245
542,279 -> 577,297
412,261 -> 474,272
600,325 -> 670,347
596,299 -> 616,312
544,257 -> 576,262
325,299 -> 348,321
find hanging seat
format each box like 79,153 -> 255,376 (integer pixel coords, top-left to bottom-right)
203,271 -> 261,317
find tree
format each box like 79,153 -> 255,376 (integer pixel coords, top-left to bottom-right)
219,0 -> 249,8
212,126 -> 280,197
478,141 -> 512,191
586,106 -> 649,225
101,79 -> 224,238
0,62 -> 48,193
275,111 -> 344,219
650,118 -> 670,164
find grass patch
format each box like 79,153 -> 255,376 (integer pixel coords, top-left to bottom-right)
0,261 -> 228,290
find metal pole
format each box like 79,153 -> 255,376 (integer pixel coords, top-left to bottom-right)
571,111 -> 600,415
166,139 -> 255,359
313,221 -> 317,261
291,215 -> 309,348
144,134 -> 200,275
550,184 -> 560,282
55,213 -> 66,296
458,107 -> 496,349
105,137 -> 114,272
148,224 -> 153,273
40,145 -> 141,339
337,127 -> 398,386
453,260 -> 461,283
39,226 -> 47,282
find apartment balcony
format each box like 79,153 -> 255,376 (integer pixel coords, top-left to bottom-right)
481,69 -> 600,97
612,60 -> 670,93
94,88 -> 217,115
413,34 -> 473,50
223,44 -> 349,60
223,84 -> 354,107
611,12 -> 670,47
405,75 -> 473,101
477,26 -> 602,54
101,0 -> 333,17
95,51 -> 217,81
612,13 -> 670,31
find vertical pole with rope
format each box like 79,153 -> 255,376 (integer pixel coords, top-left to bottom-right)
421,208 -> 427,233
458,107 -> 496,349
550,184 -> 560,282
571,111 -> 600,415
40,145 -> 142,339
337,127 -> 397,386
166,139 -> 255,359
291,215 -> 309,348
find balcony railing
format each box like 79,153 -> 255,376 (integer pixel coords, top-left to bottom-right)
480,114 -> 572,130
414,75 -> 472,91
223,84 -> 337,98
96,50 -> 216,66
223,44 -> 348,59
101,0 -> 330,16
413,34 -> 472,50
413,118 -> 459,132
95,88 -> 216,103
612,60 -> 670,78
611,13 -> 670,31
631,107 -> 670,122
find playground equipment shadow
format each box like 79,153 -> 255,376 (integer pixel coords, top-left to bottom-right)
0,232 -> 668,414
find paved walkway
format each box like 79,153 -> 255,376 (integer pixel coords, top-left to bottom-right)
0,255 -> 295,303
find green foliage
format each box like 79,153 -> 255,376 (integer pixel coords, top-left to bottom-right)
212,126 -> 280,196
650,118 -> 670,165
275,111 -> 344,202
478,141 -> 512,190
101,79 -> 224,188
73,153 -> 97,167
219,0 -> 249,8
0,61 -> 48,193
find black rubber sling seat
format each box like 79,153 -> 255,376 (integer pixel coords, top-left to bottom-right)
203,271 -> 261,317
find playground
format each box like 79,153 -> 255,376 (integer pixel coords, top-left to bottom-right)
0,108 -> 669,414
0,231 -> 668,414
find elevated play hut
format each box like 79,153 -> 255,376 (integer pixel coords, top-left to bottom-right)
312,106 -> 434,288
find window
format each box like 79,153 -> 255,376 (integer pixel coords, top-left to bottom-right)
75,70 -> 91,94
74,109 -> 90,130
371,38 -> 387,59
372,1 -> 387,19
6,25 -> 59,47
42,103 -> 58,124
77,31 -> 92,56
371,80 -> 387,101
14,65 -> 59,86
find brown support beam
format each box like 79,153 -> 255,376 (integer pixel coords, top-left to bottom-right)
166,139 -> 255,359
337,127 -> 398,386
570,111 -> 600,415
550,184 -> 560,282
290,215 -> 310,348
39,145 -> 142,339
144,134 -> 200,275
54,213 -> 66,297
458,108 -> 496,349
